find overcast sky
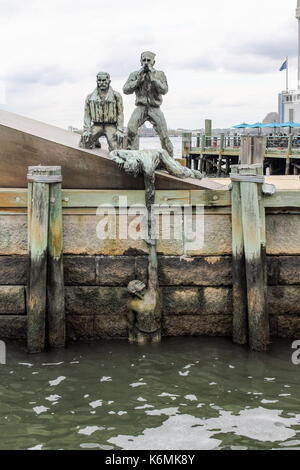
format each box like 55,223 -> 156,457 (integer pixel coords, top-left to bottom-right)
0,0 -> 298,129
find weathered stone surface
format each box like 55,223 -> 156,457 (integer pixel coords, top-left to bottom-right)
0,256 -> 28,284
97,256 -> 136,286
162,287 -> 232,315
278,256 -> 300,285
267,215 -> 300,255
65,286 -> 128,315
269,315 -> 278,337
0,286 -> 25,314
267,257 -> 280,285
0,315 -> 26,339
62,213 -> 234,256
160,256 -> 232,286
66,315 -> 95,341
136,256 -> 232,286
94,314 -> 127,338
0,215 -> 27,255
268,286 -> 300,315
64,256 -> 96,285
185,214 -> 232,256
277,316 -> 300,338
163,314 -> 232,336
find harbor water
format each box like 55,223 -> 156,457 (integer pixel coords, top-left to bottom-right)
0,338 -> 299,450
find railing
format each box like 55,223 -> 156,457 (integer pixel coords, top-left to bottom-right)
185,134 -> 300,152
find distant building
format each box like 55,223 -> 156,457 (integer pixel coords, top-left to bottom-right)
279,1 -> 300,122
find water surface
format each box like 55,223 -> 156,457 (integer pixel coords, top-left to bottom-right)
0,338 -> 299,450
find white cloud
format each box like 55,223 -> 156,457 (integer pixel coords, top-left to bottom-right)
0,0 -> 298,128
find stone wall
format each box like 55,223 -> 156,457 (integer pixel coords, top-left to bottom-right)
1,205 -> 300,341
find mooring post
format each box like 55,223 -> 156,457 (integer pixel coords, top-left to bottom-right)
285,134 -> 293,175
239,165 -> 269,351
48,167 -> 65,348
200,134 -> 206,173
27,166 -> 65,353
230,166 -> 248,345
182,132 -> 192,168
217,133 -> 225,177
27,167 -> 50,353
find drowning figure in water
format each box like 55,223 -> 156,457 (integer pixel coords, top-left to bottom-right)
127,239 -> 162,344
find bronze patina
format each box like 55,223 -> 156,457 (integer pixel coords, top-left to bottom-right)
123,52 -> 174,157
80,72 -> 125,150
110,148 -> 203,343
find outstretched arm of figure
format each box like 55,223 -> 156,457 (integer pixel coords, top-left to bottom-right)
151,72 -> 168,95
83,96 -> 92,132
146,240 -> 159,291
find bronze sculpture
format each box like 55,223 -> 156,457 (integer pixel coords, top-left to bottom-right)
110,148 -> 203,343
123,52 -> 174,157
80,72 -> 125,150
127,239 -> 162,344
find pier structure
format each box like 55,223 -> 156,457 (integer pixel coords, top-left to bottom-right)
1,111 -> 300,351
183,133 -> 300,176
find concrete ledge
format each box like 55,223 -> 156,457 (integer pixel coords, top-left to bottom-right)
0,286 -> 25,314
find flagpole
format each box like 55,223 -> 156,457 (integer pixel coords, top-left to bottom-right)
286,56 -> 289,92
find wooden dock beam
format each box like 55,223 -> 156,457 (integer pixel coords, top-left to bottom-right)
230,164 -> 270,351
27,166 -> 65,353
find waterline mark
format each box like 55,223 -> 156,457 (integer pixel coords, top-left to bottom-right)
0,340 -> 6,365
291,340 -> 300,365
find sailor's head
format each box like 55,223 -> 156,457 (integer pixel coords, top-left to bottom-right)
140,51 -> 156,69
127,279 -> 146,299
96,72 -> 111,90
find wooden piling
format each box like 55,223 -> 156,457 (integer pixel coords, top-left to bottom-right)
230,166 -> 248,345
27,167 -> 50,353
47,167 -> 65,348
285,134 -> 293,175
27,166 -> 65,353
217,134 -> 225,177
240,136 -> 266,166
182,132 -> 192,157
239,165 -> 269,351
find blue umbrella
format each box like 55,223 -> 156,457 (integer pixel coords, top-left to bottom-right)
281,121 -> 300,128
248,122 -> 264,128
262,122 -> 282,128
232,123 -> 250,129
